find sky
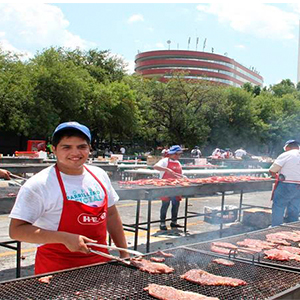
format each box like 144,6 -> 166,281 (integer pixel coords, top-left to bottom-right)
1,1 -> 300,86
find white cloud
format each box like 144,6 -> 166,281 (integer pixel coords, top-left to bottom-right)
128,14 -> 144,24
235,44 -> 246,50
197,3 -> 298,40
0,3 -> 94,56
155,42 -> 165,49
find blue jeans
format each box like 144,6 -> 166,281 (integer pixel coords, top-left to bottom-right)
160,197 -> 180,224
272,182 -> 300,226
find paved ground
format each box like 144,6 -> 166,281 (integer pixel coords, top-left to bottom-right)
0,190 -> 272,282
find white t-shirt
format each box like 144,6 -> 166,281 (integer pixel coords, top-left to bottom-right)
272,149 -> 300,182
235,149 -> 247,158
154,157 -> 181,179
9,165 -> 119,231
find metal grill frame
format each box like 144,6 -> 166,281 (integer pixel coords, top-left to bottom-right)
188,224 -> 300,271
1,247 -> 300,299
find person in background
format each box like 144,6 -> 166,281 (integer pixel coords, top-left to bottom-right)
120,146 -> 126,154
269,140 -> 300,226
154,145 -> 184,230
191,146 -> 202,158
211,148 -> 222,158
9,121 -> 129,275
161,146 -> 169,157
235,147 -> 247,159
222,148 -> 233,159
0,169 -> 11,180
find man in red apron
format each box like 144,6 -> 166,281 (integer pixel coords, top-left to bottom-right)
9,121 -> 128,274
154,145 -> 184,230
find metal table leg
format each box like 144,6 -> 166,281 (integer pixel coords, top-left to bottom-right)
133,199 -> 141,250
146,200 -> 152,253
184,197 -> 188,233
219,192 -> 225,238
238,190 -> 244,222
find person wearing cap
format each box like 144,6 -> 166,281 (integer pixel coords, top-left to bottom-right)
269,140 -> 300,226
153,145 -> 184,230
191,146 -> 202,158
9,121 -> 129,274
0,169 -> 11,180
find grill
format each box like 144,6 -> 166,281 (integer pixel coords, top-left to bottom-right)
188,225 -> 300,271
1,248 -> 300,299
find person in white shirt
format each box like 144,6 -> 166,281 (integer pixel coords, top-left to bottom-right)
191,146 -> 202,158
9,121 -> 129,274
235,148 -> 247,158
120,146 -> 126,154
269,140 -> 300,226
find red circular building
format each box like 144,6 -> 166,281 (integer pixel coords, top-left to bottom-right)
135,50 -> 263,87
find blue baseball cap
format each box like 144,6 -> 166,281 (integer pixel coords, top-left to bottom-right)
52,121 -> 91,142
168,145 -> 183,154
283,139 -> 299,151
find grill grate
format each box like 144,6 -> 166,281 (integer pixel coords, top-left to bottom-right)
1,248 -> 300,299
189,225 -> 300,270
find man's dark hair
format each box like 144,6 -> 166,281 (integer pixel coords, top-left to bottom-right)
287,142 -> 299,149
52,129 -> 90,147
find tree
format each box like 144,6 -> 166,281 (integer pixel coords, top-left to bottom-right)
0,50 -> 33,135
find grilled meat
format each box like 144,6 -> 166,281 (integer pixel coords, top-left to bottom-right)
130,257 -> 174,274
211,242 -> 237,249
277,245 -> 300,255
266,232 -> 300,242
38,275 -> 53,284
236,239 -> 274,250
156,250 -> 175,257
181,269 -> 247,286
150,257 -> 166,262
144,284 -> 219,300
212,258 -> 235,266
211,245 -> 232,255
264,249 -> 300,261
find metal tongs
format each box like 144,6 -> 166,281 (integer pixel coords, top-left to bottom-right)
86,243 -> 143,266
8,173 -> 28,187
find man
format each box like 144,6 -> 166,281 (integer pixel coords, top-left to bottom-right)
9,121 -> 129,274
0,169 -> 11,180
269,140 -> 300,226
153,145 -> 184,230
191,146 -> 202,158
235,147 -> 247,159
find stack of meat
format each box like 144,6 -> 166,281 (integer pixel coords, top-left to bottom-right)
119,176 -> 271,187
210,230 -> 300,262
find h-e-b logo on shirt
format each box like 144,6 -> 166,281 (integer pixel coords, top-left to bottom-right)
77,212 -> 106,225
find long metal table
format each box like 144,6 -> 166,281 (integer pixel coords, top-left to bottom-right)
113,179 -> 273,252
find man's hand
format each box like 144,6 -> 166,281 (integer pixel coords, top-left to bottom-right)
62,233 -> 97,254
0,169 -> 11,180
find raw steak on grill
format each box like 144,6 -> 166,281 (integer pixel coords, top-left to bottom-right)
212,258 -> 235,266
277,245 -> 300,255
236,239 -> 274,249
150,257 -> 166,262
264,249 -> 300,261
211,245 -> 234,255
144,284 -> 219,300
211,242 -> 237,249
266,237 -> 291,246
181,269 -> 247,286
266,232 -> 300,242
130,257 -> 174,274
156,250 -> 175,257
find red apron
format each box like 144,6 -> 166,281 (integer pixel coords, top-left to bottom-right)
35,165 -> 110,274
161,159 -> 182,202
